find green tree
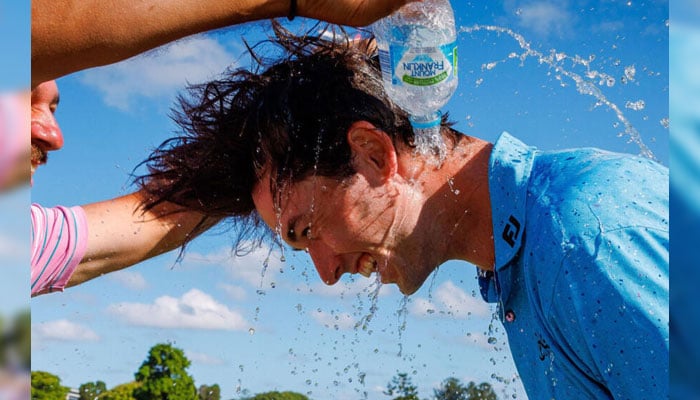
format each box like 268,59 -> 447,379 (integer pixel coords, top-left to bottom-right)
132,343 -> 196,400
465,381 -> 497,400
434,377 -> 469,400
31,370 -> 69,400
198,383 -> 221,400
0,314 -> 6,365
79,380 -> 107,400
384,372 -> 419,400
12,309 -> 31,369
246,391 -> 309,400
433,378 -> 498,400
98,382 -> 139,400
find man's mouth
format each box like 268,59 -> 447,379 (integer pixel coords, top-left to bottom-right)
357,254 -> 378,278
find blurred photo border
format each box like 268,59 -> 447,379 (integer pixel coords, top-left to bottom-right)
670,0 -> 700,399
0,0 -> 31,399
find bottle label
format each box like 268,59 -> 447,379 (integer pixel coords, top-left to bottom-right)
388,41 -> 457,87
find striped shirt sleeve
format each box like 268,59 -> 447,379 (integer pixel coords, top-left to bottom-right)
30,203 -> 89,297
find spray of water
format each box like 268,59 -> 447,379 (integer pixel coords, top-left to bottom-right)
461,24 -> 656,160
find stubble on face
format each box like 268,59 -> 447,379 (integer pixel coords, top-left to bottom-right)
339,174 -> 439,295
31,144 -> 47,175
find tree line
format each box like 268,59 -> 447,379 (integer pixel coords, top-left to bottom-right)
31,342 -> 497,400
0,309 -> 31,370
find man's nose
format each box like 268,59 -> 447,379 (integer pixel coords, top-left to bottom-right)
308,246 -> 341,286
31,117 -> 64,151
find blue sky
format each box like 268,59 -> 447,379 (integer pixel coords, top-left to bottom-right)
29,1 -> 668,399
0,0 -> 29,91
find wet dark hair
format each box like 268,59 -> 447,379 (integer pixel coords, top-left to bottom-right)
136,22 -> 456,248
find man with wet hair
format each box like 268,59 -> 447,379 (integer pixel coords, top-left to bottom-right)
29,0 -> 416,296
139,25 -> 669,399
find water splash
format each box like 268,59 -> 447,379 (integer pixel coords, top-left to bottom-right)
460,24 -> 656,160
353,274 -> 383,331
412,125 -> 448,165
396,296 -> 411,357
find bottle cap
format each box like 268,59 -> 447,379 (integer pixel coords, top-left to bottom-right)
409,111 -> 442,129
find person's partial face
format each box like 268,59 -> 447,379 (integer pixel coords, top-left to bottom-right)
252,127 -> 437,295
30,80 -> 63,180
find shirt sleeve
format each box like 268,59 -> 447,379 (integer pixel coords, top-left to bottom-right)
31,203 -> 89,297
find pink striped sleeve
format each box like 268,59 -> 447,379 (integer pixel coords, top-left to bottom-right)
31,203 -> 89,297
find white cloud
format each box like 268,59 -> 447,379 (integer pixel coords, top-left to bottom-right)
218,283 -> 247,301
592,20 -> 625,33
307,277 -> 395,299
107,288 -> 249,330
0,233 -> 27,261
458,331 -> 500,351
408,297 -> 436,315
33,319 -> 100,342
311,309 -> 356,331
409,281 -> 490,319
108,270 -> 147,290
181,244 -> 284,289
515,2 -> 572,37
79,35 -> 238,111
186,350 -> 226,365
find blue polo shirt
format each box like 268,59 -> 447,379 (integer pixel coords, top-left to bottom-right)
480,133 -> 669,399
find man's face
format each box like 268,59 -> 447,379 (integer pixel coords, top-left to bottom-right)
30,80 -> 63,179
252,169 -> 436,295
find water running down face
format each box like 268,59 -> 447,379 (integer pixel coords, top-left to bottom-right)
251,123 -> 439,295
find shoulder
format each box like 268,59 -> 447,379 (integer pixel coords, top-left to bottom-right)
527,149 -> 668,235
519,149 -> 669,305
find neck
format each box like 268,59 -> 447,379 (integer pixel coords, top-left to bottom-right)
399,134 -> 495,271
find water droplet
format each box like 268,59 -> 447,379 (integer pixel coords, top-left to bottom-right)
625,100 -> 645,111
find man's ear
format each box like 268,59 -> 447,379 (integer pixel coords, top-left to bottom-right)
347,121 -> 398,185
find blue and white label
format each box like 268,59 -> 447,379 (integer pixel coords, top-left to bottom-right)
388,41 -> 457,87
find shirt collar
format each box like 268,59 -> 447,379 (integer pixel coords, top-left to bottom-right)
480,132 -> 537,303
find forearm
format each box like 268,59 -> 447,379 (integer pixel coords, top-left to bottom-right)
32,0 -> 289,86
32,0 -> 414,86
68,190 -> 217,287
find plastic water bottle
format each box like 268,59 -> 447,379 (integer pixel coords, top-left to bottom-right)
372,0 -> 457,156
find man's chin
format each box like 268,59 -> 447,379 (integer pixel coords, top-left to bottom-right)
396,280 -> 422,296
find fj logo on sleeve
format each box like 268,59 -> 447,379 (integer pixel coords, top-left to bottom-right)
502,215 -> 521,247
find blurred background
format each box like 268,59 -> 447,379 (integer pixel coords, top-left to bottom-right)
669,1 -> 700,399
0,1 -> 30,399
